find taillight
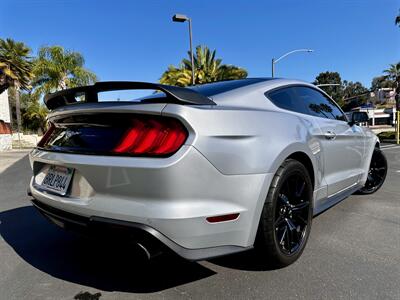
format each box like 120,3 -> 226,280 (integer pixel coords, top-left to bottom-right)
113,117 -> 188,156
37,123 -> 55,147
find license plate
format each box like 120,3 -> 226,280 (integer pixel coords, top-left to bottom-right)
40,165 -> 74,195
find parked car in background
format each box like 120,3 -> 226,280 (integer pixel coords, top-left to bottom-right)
28,78 -> 387,267
345,111 -> 370,127
347,107 -> 397,127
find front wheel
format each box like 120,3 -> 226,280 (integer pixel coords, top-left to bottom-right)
357,147 -> 387,195
256,159 -> 313,267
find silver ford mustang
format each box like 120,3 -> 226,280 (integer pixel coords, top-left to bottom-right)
28,78 -> 387,267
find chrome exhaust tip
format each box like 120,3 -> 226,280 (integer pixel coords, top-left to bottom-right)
136,241 -> 163,260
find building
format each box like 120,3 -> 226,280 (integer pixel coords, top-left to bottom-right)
0,90 -> 12,151
371,88 -> 396,104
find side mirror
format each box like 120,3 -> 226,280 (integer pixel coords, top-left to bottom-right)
349,111 -> 369,126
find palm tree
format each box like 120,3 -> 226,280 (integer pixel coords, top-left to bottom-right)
384,63 -> 400,106
384,62 -> 400,82
0,38 -> 33,144
32,46 -> 97,96
23,98 -> 48,134
0,64 -> 17,94
160,45 -> 247,87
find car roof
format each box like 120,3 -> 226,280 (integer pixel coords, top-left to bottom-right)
137,78 -> 318,107
188,78 -> 276,97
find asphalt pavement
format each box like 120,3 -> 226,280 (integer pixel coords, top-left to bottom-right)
0,147 -> 399,300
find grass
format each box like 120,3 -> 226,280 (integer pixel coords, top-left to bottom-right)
377,131 -> 396,140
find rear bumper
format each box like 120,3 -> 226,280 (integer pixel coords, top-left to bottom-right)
30,198 -> 251,260
28,146 -> 273,259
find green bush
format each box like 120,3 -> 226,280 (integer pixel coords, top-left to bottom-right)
377,131 -> 396,140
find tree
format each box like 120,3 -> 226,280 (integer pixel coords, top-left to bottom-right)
160,45 -> 247,86
313,71 -> 344,106
371,75 -> 394,90
384,62 -> 400,83
341,81 -> 369,111
22,95 -> 48,134
384,62 -> 400,108
343,81 -> 369,101
32,46 -> 97,96
0,38 -> 33,140
0,66 -> 15,94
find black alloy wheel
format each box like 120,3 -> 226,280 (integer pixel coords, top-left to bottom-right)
275,174 -> 310,255
257,159 -> 313,267
358,148 -> 387,195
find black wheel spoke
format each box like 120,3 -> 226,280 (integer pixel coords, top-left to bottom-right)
293,213 -> 308,225
292,201 -> 309,212
286,218 -> 295,230
374,167 -> 386,172
284,225 -> 292,251
287,219 -> 300,252
279,226 -> 288,246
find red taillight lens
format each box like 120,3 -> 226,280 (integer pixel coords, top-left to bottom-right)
37,123 -> 55,147
113,117 -> 188,156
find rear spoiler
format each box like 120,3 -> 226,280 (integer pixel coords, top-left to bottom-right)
44,81 -> 216,110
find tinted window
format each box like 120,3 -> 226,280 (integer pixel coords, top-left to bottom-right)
267,88 -> 309,114
266,86 -> 346,121
295,87 -> 346,121
189,78 -> 272,97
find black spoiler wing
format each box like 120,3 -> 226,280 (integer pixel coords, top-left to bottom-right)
44,81 -> 216,110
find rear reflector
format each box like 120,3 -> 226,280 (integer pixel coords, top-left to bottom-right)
113,117 -> 188,156
206,213 -> 240,223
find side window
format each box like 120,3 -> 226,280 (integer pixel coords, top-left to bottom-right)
294,87 -> 346,121
267,87 -> 309,115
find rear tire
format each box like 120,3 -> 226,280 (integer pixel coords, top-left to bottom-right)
256,159 -> 313,267
357,148 -> 387,195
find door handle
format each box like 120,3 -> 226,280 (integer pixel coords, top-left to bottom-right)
324,131 -> 337,140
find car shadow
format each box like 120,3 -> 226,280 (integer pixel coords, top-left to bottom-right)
0,205 -> 216,293
0,154 -> 282,292
209,248 -> 284,272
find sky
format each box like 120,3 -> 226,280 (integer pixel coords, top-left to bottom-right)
1,0 -> 399,89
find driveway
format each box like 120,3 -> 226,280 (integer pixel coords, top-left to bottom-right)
0,147 -> 399,299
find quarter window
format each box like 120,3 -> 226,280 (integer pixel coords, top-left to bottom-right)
266,87 -> 308,115
266,86 -> 346,121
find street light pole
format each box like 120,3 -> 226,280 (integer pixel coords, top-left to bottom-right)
172,14 -> 195,86
271,58 -> 275,78
271,49 -> 314,78
188,18 -> 195,86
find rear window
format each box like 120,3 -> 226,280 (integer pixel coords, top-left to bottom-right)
189,78 -> 271,97
98,90 -> 163,102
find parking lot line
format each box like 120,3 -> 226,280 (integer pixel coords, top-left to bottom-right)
381,145 -> 400,150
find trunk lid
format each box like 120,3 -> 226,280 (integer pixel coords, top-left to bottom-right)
40,103 -> 187,157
